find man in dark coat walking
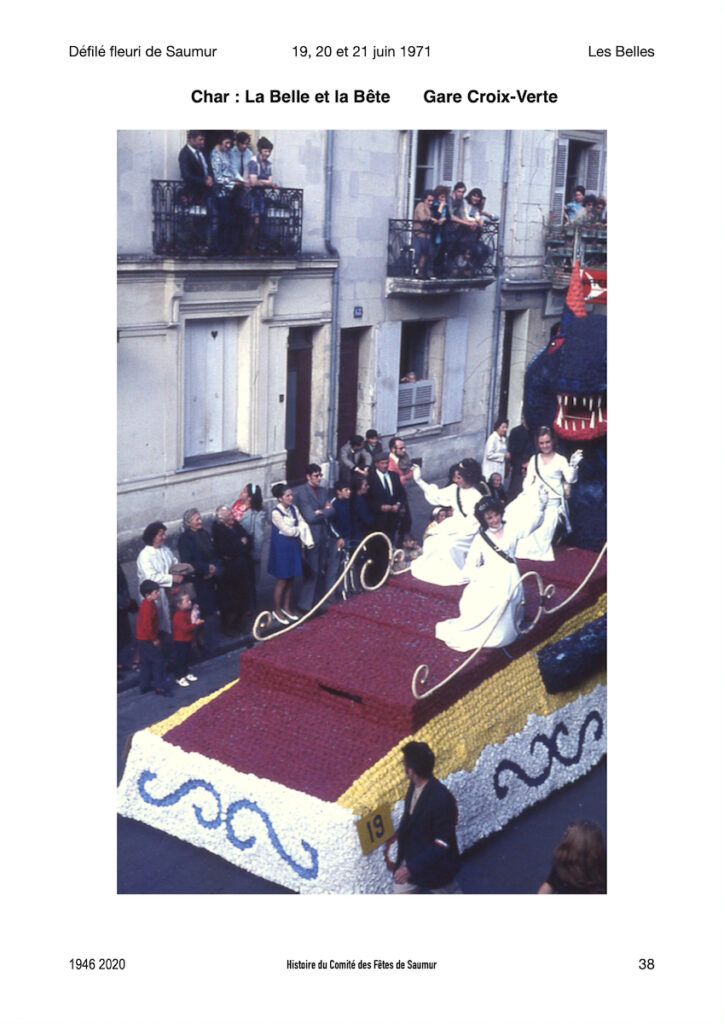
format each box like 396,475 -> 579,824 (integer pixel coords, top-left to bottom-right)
391,741 -> 460,893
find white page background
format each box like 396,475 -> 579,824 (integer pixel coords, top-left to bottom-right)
4,2 -> 723,1021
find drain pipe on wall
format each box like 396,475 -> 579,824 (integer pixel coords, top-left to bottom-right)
324,129 -> 341,479
486,129 -> 512,436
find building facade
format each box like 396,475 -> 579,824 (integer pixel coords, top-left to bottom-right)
117,128 -> 606,550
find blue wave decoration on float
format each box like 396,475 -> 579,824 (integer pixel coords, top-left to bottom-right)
493,711 -> 603,798
137,770 -> 319,879
226,798 -> 319,880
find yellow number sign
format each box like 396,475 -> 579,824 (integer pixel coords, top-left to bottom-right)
356,805 -> 394,856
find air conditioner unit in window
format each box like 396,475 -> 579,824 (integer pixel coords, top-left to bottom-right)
397,380 -> 434,427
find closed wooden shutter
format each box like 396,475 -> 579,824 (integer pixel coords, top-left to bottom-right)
441,132 -> 456,183
550,138 -> 569,225
441,316 -> 468,424
375,320 -> 402,435
398,380 -> 435,426
184,318 -> 238,459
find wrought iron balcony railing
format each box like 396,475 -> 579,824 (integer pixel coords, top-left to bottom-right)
151,180 -> 303,258
544,221 -> 607,289
387,218 -> 498,280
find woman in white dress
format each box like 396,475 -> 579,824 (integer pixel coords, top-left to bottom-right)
511,426 -> 583,562
411,458 -> 489,585
136,521 -> 183,634
482,418 -> 509,483
436,491 -> 548,652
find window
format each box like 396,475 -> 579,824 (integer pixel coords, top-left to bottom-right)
183,316 -> 250,466
414,130 -> 460,204
398,322 -> 434,426
550,134 -> 606,224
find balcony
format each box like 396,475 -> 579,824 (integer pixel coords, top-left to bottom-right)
386,218 -> 498,295
544,222 -> 607,290
151,180 -> 303,259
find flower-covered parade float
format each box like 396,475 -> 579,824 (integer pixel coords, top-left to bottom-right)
118,537 -> 606,894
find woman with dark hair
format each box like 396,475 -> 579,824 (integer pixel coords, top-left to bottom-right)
210,131 -> 236,254
136,521 -> 183,634
211,505 -> 252,634
267,483 -> 306,625
435,488 -> 548,651
410,458 -> 490,585
178,508 -> 219,620
511,426 -> 583,561
431,184 -> 451,275
538,821 -> 607,894
482,417 -> 509,482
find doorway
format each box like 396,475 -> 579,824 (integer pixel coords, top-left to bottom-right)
336,328 -> 362,452
286,327 -> 313,484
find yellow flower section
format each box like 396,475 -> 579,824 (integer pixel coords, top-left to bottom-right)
148,679 -> 240,737
337,593 -> 607,817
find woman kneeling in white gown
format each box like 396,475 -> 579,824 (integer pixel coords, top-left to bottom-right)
435,490 -> 548,652
508,426 -> 583,562
411,458 -> 489,586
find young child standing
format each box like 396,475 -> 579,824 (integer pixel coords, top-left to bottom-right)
172,592 -> 204,686
137,579 -> 172,696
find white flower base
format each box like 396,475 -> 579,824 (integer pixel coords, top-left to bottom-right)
117,685 -> 606,893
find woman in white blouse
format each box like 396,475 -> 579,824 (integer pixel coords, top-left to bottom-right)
482,418 -> 509,483
411,458 -> 489,586
510,426 -> 583,561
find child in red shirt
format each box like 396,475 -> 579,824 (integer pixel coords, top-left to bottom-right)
137,580 -> 172,695
172,592 -> 204,685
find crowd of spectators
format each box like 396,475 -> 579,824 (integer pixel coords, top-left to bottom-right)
178,130 -> 281,256
411,180 -> 498,279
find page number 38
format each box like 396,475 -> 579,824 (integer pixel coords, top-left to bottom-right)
638,958 -> 655,970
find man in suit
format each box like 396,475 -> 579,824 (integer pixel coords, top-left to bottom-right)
366,451 -> 407,544
390,741 -> 460,894
295,463 -> 334,612
178,131 -> 213,204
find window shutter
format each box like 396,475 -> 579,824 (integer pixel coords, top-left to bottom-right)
398,380 -> 434,426
585,143 -> 606,194
550,138 -> 569,225
441,316 -> 468,424
375,320 -> 402,435
442,132 -> 456,183
184,318 -> 238,459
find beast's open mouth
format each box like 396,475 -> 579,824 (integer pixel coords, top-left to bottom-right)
553,392 -> 607,441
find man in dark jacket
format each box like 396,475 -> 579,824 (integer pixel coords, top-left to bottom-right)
392,741 -> 460,893
366,451 -> 407,543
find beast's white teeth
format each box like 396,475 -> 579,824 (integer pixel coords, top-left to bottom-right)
557,394 -> 562,405
564,394 -> 568,405
589,409 -> 596,429
588,396 -> 593,411
597,396 -> 602,409
556,408 -> 564,426
572,420 -> 577,432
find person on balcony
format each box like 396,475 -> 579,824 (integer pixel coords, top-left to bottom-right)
563,184 -> 586,224
448,181 -> 479,257
595,196 -> 607,225
178,130 -> 212,205
412,189 -> 439,279
431,185 -> 451,276
465,188 -> 496,267
247,136 -> 277,253
230,132 -> 253,252
210,132 -> 237,255
178,130 -> 215,250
